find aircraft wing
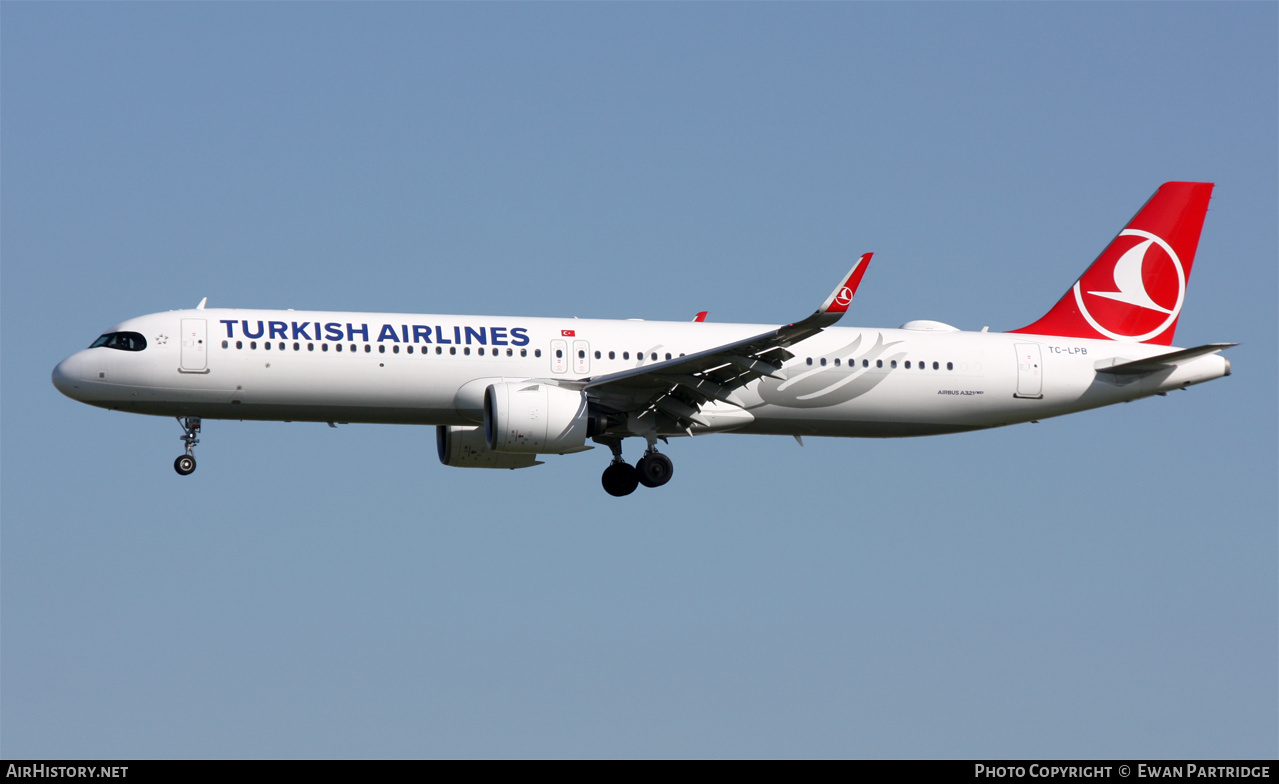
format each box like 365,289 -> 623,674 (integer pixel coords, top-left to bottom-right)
572,254 -> 872,429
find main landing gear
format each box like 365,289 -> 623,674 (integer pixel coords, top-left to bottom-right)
599,440 -> 674,497
602,460 -> 639,497
637,450 -> 673,488
174,416 -> 201,475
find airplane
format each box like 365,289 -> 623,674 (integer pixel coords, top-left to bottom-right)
52,182 -> 1233,496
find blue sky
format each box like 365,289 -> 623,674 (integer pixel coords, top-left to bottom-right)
3,3 -> 1275,759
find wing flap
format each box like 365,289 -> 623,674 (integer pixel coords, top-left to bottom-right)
654,374 -> 742,406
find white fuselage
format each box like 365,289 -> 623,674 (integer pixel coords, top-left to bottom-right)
52,307 -> 1230,438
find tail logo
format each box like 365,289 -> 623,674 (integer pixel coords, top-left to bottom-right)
1073,229 -> 1186,342
834,287 -> 854,307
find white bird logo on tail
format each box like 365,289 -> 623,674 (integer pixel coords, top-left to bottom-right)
1073,228 -> 1185,342
1087,234 -> 1174,314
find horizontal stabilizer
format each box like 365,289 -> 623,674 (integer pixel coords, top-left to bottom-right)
1094,343 -> 1236,375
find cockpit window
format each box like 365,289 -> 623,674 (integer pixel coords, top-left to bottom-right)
89,332 -> 147,351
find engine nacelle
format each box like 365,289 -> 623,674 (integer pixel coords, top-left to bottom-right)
436,425 -> 542,469
484,382 -> 595,454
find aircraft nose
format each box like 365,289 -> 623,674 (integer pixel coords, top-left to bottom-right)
52,353 -> 87,398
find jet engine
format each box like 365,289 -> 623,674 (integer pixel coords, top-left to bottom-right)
484,382 -> 600,454
436,425 -> 542,469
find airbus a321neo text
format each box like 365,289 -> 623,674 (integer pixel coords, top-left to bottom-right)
53,182 -> 1233,496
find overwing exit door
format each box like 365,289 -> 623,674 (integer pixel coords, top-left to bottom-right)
550,339 -> 568,374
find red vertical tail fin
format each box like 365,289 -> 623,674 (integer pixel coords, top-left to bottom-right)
1011,182 -> 1214,345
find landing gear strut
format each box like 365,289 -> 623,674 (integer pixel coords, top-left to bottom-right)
174,416 -> 200,476
597,438 -> 673,497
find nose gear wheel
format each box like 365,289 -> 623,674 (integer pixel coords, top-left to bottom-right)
174,416 -> 201,476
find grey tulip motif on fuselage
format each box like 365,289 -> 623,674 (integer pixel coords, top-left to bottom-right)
753,332 -> 906,409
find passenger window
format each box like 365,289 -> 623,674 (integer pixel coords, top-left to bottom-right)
393,345 -> 400,354
221,340 -> 228,349
378,345 -> 386,354
863,359 -> 869,368
556,349 -> 563,358
905,361 -> 911,369
250,341 -> 257,350
308,343 -> 314,351
436,347 -> 443,355
834,358 -> 840,366
595,351 -> 601,359
294,342 -> 300,351
665,353 -> 672,360
820,358 -> 827,366
535,349 -> 542,358
651,353 -> 657,361
507,348 -> 513,357
464,347 -> 470,355
876,359 -> 882,368
336,344 -> 343,353
806,358 -> 813,365
364,345 -> 371,353
265,342 -> 272,351
933,361 -> 939,370
520,349 -> 527,357
236,341 -> 243,349
450,347 -> 457,355
890,360 -> 897,368
322,344 -> 329,352
947,362 -> 953,370
623,352 -> 630,360
407,346 -> 413,354
609,351 -> 616,360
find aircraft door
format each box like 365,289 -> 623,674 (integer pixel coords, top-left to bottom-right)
180,318 -> 208,372
550,339 -> 568,374
1014,343 -> 1042,399
573,340 -> 590,374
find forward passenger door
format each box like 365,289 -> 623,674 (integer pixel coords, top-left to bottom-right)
180,318 -> 208,372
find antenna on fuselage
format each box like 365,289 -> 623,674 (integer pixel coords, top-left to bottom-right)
196,297 -> 208,310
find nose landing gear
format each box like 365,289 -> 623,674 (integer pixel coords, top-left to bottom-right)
174,416 -> 201,475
